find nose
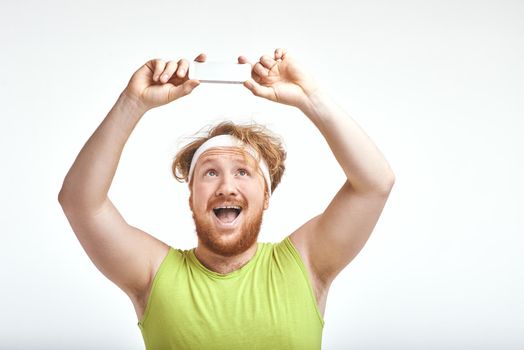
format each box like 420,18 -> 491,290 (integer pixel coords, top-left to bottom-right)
215,173 -> 238,197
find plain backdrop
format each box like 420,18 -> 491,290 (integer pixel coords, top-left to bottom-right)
1,0 -> 523,349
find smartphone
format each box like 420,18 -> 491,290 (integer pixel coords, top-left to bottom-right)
188,61 -> 252,84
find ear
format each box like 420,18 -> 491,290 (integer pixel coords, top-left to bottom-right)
188,190 -> 193,211
263,190 -> 269,210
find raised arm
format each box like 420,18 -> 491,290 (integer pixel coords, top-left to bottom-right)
58,55 -> 204,302
240,48 -> 395,288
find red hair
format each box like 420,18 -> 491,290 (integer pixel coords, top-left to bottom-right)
172,121 -> 286,193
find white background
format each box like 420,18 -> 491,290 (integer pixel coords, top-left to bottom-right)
1,0 -> 523,349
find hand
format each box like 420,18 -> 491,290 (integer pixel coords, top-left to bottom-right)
239,48 -> 320,109
123,53 -> 206,111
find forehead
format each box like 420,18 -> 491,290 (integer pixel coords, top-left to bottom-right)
195,147 -> 257,168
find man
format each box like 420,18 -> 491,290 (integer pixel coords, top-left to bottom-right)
58,48 -> 395,349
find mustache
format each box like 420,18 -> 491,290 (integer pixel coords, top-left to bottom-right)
206,197 -> 247,211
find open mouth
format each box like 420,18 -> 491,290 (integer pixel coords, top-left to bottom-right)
213,206 -> 242,224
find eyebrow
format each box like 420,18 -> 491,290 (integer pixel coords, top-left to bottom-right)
198,157 -> 254,169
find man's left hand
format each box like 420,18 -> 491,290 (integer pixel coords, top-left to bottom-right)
239,48 -> 319,110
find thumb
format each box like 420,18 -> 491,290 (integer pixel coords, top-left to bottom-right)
168,79 -> 200,101
180,79 -> 201,96
243,79 -> 275,101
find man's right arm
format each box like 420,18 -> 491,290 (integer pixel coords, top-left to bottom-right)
58,91 -> 168,301
58,56 -> 204,300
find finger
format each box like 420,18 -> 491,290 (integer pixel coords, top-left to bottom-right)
275,48 -> 287,61
152,59 -> 167,82
251,69 -> 263,84
243,79 -> 275,101
159,60 -> 179,83
194,53 -> 207,62
259,55 -> 277,69
253,62 -> 269,77
176,58 -> 190,78
238,55 -> 258,81
238,55 -> 252,65
251,73 -> 262,84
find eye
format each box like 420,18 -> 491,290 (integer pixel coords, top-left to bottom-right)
206,169 -> 217,177
238,168 -> 248,176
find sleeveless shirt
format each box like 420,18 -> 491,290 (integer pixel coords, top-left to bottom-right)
137,236 -> 325,349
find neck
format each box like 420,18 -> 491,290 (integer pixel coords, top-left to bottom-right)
194,242 -> 258,274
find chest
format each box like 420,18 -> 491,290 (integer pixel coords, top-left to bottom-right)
138,265 -> 324,349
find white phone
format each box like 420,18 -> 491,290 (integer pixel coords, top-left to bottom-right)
188,61 -> 252,84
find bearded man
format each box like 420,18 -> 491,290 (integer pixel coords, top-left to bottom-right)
58,48 -> 395,349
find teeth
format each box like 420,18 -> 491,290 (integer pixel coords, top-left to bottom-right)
213,205 -> 242,211
214,205 -> 241,210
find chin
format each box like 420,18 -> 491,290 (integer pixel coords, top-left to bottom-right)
192,209 -> 264,257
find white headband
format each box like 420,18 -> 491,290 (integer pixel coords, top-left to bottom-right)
187,134 -> 272,196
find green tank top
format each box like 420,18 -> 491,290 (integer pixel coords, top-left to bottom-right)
137,236 -> 325,349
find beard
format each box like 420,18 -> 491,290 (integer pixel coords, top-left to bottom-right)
192,204 -> 264,257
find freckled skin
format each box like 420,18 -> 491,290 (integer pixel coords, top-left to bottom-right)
189,148 -> 269,270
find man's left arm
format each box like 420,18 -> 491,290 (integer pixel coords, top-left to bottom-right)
241,48 -> 395,286
291,88 -> 395,285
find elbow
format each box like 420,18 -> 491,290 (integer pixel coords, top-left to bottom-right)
58,185 -> 77,208
387,174 -> 396,187
378,174 -> 395,194
58,186 -> 106,213
57,187 -> 70,206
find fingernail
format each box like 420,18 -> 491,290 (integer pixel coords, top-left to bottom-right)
179,68 -> 185,75
161,74 -> 168,82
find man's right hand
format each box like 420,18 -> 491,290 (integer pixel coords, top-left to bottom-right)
123,53 -> 206,111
